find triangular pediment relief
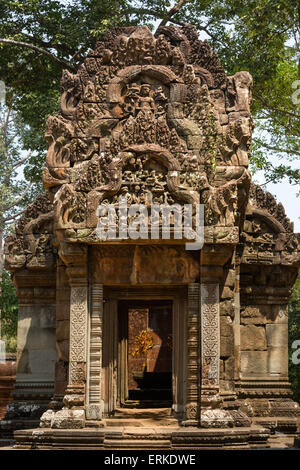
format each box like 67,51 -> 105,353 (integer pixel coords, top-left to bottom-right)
40,25 -> 257,243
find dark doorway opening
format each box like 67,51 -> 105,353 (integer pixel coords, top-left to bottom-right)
118,300 -> 172,407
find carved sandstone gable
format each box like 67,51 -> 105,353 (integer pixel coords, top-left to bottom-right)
5,193 -> 56,273
41,25 -> 254,244
241,183 -> 300,268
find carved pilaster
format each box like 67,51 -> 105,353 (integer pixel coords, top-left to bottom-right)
200,283 -> 220,397
86,283 -> 103,421
63,243 -> 88,409
65,285 -> 88,403
42,243 -> 88,429
200,279 -> 239,428
183,283 -> 200,425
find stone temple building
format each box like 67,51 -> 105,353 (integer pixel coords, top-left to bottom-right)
1,25 -> 300,448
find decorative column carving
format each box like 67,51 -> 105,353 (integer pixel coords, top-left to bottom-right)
50,260 -> 70,410
198,253 -> 252,428
41,242 -> 89,429
183,283 -> 200,425
86,283 -> 103,421
200,284 -> 220,396
200,281 -> 233,427
65,284 -> 88,404
199,261 -> 242,428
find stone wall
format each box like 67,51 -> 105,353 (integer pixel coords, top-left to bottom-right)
219,263 -> 236,393
0,355 -> 16,419
1,269 -> 57,433
240,305 -> 288,378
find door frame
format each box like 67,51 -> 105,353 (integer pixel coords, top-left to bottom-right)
118,299 -> 173,406
102,286 -> 187,417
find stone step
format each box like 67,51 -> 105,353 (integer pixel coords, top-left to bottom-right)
118,400 -> 172,409
104,418 -> 178,427
0,439 -> 14,448
103,438 -> 171,449
106,407 -> 178,427
113,407 -> 172,419
105,419 -> 144,427
12,426 -> 271,449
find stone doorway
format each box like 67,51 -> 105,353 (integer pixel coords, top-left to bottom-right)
118,300 -> 173,408
102,286 -> 186,418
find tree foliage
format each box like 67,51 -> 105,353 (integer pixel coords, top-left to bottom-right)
0,100 -> 40,223
0,99 -> 40,348
0,269 -> 18,352
0,0 -> 299,187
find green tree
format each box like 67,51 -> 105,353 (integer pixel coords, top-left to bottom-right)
0,269 -> 18,352
0,0 -> 299,187
0,98 -> 39,344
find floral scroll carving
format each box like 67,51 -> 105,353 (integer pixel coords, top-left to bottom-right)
201,284 -> 220,387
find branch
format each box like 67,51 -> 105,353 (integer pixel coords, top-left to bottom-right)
70,37 -> 92,63
1,150 -> 33,188
19,32 -> 75,57
2,182 -> 33,212
259,109 -> 300,137
0,106 -> 12,160
12,151 -> 34,171
259,179 -> 276,187
3,208 -> 26,223
124,4 -> 221,43
124,6 -> 165,17
0,39 -> 77,72
254,94 -> 300,120
155,0 -> 191,32
259,142 -> 300,157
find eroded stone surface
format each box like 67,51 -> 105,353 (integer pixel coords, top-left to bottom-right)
2,25 -> 300,441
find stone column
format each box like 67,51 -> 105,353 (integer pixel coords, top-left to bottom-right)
199,263 -> 233,427
200,283 -> 220,400
200,282 -> 223,428
43,242 -> 89,429
238,287 -> 300,421
50,260 -> 70,410
65,282 -> 88,408
183,283 -> 200,425
85,283 -> 104,422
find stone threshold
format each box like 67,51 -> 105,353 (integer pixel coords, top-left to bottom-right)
104,407 -> 177,427
13,426 -> 271,450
